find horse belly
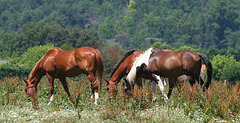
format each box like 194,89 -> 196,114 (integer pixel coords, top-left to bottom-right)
58,67 -> 83,77
153,65 -> 185,78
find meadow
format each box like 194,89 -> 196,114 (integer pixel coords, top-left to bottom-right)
0,76 -> 239,122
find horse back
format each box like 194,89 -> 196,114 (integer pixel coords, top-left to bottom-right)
149,49 -> 201,77
43,47 -> 97,77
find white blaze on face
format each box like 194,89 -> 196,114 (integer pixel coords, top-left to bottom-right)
126,48 -> 153,85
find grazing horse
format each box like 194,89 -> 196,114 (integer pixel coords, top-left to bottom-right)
105,49 -> 167,100
162,64 -> 206,86
125,48 -> 213,99
24,47 -> 104,105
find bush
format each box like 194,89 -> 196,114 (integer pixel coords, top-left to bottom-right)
222,62 -> 240,83
19,44 -> 55,65
211,54 -> 237,80
0,64 -> 33,79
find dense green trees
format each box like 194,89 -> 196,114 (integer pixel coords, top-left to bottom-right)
0,0 -> 240,82
0,21 -> 104,59
1,0 -> 240,50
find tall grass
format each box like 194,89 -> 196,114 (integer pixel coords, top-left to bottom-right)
0,76 -> 239,122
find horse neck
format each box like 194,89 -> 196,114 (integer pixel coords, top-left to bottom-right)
109,67 -> 126,83
28,62 -> 45,86
126,48 -> 153,85
109,50 -> 139,83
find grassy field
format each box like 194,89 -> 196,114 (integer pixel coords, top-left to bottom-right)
0,76 -> 239,122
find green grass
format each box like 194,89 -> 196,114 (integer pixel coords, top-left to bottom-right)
0,76 -> 239,122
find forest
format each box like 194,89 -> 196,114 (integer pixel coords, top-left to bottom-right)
0,0 -> 240,82
0,0 -> 240,122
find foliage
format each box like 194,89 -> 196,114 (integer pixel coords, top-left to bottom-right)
173,46 -> 199,52
7,52 -> 20,64
0,64 -> 33,79
0,21 -> 105,59
19,44 -> 55,65
59,44 -> 74,50
0,0 -> 240,51
222,62 -> 240,83
151,42 -> 171,50
211,54 -> 237,80
99,45 -> 124,76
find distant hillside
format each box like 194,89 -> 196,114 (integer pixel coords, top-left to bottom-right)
0,0 -> 240,51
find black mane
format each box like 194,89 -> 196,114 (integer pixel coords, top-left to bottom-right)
109,50 -> 137,80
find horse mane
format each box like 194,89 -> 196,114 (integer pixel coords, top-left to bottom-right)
126,48 -> 153,85
28,57 -> 45,82
109,50 -> 138,79
28,48 -> 59,82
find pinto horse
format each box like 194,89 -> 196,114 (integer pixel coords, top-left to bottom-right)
24,47 -> 104,105
125,48 -> 213,99
106,49 -> 168,100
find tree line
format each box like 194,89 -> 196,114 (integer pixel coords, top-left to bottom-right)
0,0 -> 240,82
1,0 -> 240,50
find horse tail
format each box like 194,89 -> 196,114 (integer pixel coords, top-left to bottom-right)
198,53 -> 213,91
93,49 -> 104,93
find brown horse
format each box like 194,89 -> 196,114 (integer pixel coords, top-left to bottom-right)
24,47 -> 104,105
106,49 -> 168,100
125,48 -> 213,99
106,50 -> 145,98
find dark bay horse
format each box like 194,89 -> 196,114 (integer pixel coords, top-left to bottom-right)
24,47 -> 104,105
106,49 -> 168,100
125,48 -> 213,99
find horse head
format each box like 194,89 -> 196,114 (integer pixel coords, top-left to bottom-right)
23,79 -> 37,97
105,79 -> 118,99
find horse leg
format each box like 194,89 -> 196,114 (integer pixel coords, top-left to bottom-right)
88,73 -> 99,105
46,73 -> 55,104
59,77 -> 75,104
163,78 -> 169,86
188,76 -> 195,87
136,78 -> 143,90
175,79 -> 181,93
167,78 -> 176,99
152,74 -> 168,101
150,79 -> 157,101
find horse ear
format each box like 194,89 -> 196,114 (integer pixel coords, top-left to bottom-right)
105,79 -> 109,85
23,79 -> 28,85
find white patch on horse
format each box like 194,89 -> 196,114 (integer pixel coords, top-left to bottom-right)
50,95 -> 54,102
94,92 -> 99,105
126,48 -> 153,85
156,76 -> 168,101
48,95 -> 54,105
90,93 -> 94,102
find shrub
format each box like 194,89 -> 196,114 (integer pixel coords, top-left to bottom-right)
211,54 -> 237,80
19,44 -> 55,65
222,62 -> 240,83
0,64 -> 33,79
